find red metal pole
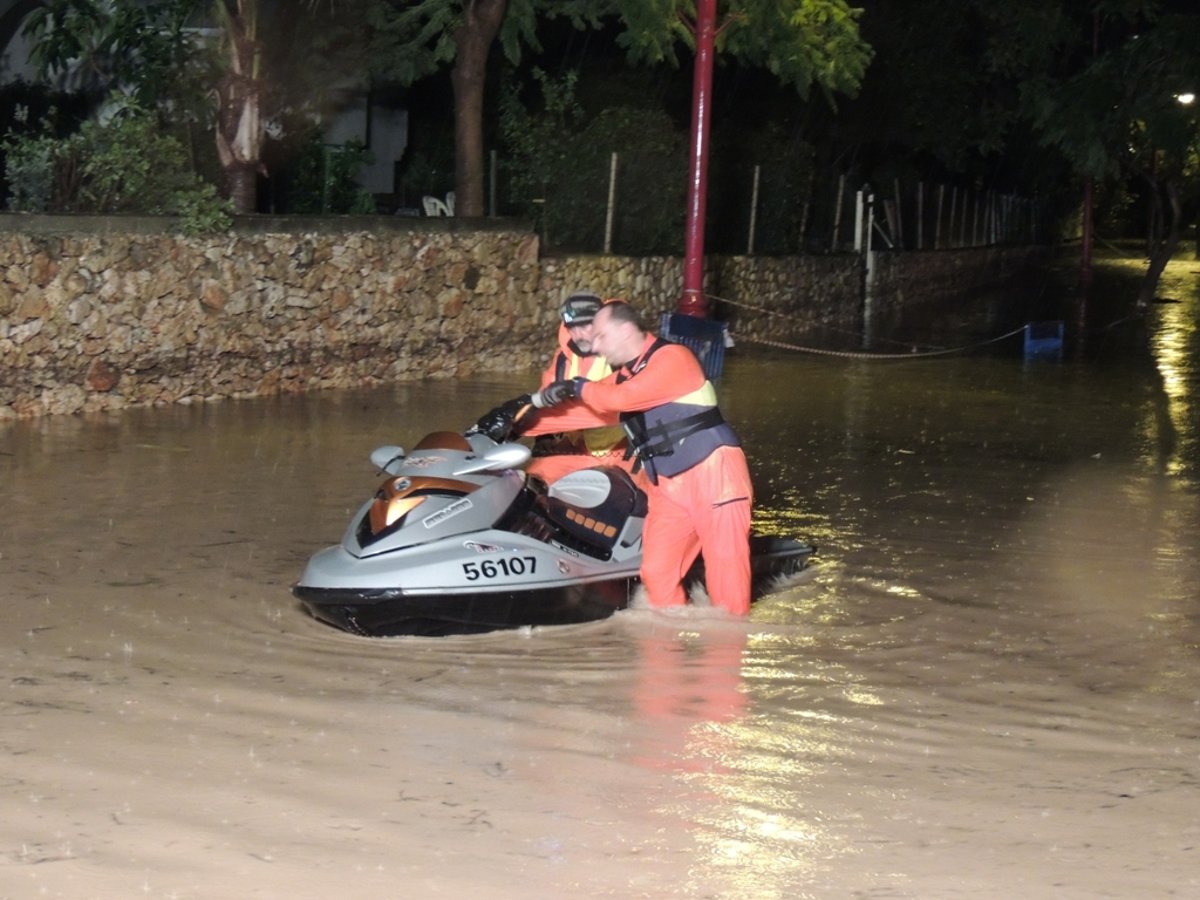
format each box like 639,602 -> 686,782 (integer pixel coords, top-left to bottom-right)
678,0 -> 717,317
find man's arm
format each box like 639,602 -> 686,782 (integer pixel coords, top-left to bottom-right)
519,402 -> 618,437
578,344 -> 707,414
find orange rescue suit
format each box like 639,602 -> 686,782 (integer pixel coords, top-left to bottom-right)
577,335 -> 753,615
521,324 -> 635,484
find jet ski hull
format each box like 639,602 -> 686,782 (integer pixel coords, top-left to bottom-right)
295,536 -> 814,637
295,579 -> 636,637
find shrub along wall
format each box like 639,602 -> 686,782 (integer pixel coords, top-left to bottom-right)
0,215 -> 1043,419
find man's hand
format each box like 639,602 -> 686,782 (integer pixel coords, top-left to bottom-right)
532,378 -> 585,409
469,395 -> 531,441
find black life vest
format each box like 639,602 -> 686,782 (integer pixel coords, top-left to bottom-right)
616,338 -> 740,484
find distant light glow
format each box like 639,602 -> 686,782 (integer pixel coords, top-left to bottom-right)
1177,92 -> 1195,105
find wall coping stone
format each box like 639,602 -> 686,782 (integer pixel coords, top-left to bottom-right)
0,212 -> 531,236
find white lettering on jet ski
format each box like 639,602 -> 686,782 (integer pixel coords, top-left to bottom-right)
422,497 -> 473,528
463,557 -> 538,581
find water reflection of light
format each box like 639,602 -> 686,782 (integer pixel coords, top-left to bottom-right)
632,630 -> 862,895
1144,259 -> 1199,476
687,777 -> 852,894
844,687 -> 884,706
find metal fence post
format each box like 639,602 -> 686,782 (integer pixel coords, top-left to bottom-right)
747,164 -> 761,255
604,152 -> 618,254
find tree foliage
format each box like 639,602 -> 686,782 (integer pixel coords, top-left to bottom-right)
18,0 -> 369,214
284,128 -> 378,214
21,0 -> 208,115
616,0 -> 871,103
978,0 -> 1200,293
363,0 -> 871,217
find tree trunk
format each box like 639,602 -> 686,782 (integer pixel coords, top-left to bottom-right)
450,0 -> 507,218
1080,176 -> 1094,287
1136,179 -> 1181,309
214,1 -> 263,215
225,164 -> 258,216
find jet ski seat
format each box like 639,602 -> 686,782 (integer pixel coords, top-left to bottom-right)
542,467 -> 647,554
413,431 -> 473,452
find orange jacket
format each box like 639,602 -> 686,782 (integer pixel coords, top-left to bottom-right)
576,334 -> 709,415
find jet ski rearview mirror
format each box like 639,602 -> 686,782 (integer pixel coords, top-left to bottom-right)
369,445 -> 407,474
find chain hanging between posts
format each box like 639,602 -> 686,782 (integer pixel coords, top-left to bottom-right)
708,293 -> 1029,361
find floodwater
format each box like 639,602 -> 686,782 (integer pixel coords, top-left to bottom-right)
3,258 -> 1198,899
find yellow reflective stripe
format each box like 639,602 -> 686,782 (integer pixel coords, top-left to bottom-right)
564,355 -> 612,380
675,381 -> 718,406
582,426 -> 627,455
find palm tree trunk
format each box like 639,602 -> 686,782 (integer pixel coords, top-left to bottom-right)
214,0 -> 263,214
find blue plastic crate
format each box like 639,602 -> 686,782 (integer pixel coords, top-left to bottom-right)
1024,321 -> 1063,361
660,313 -> 728,381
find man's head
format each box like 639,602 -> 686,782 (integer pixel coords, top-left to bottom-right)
590,301 -> 646,368
560,292 -> 602,352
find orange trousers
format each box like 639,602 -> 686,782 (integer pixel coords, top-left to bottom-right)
640,445 -> 753,615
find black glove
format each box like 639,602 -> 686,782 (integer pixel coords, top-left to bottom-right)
470,395 -> 530,442
533,378 -> 584,409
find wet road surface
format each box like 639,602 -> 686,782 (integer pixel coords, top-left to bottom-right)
2,257 -> 1198,898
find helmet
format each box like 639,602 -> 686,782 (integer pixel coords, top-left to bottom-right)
560,292 -> 603,326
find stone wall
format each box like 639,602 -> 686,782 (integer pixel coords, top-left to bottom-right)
1,218 -> 552,418
867,245 -> 1048,315
0,215 -> 1043,419
544,252 -> 866,341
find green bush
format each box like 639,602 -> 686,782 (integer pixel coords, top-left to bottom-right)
498,69 -> 688,255
708,122 -> 817,255
3,104 -> 232,233
3,131 -> 56,212
284,128 -> 377,214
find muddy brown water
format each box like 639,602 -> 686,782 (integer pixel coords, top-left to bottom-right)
3,260 -> 1198,898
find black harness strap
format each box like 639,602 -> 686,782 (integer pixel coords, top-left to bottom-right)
624,407 -> 725,460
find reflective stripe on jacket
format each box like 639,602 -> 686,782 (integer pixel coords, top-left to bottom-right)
523,325 -> 625,455
605,337 -> 740,483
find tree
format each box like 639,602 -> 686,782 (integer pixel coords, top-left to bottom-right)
980,0 -> 1200,302
361,0 -> 603,218
20,0 -> 268,209
365,0 -> 871,218
20,0 -> 354,214
4,104 -> 232,232
498,68 -> 689,252
1045,11 -> 1200,303
616,0 -> 870,101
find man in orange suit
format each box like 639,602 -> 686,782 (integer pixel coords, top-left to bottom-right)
533,301 -> 753,615
473,292 -> 635,484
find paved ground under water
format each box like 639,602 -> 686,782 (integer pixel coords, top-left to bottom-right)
2,256 -> 1198,898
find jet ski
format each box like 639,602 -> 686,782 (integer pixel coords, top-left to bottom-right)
293,430 -> 815,637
